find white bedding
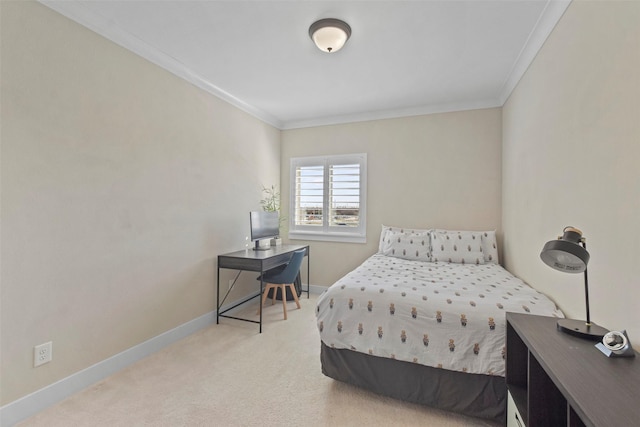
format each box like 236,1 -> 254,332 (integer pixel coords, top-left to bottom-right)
316,254 -> 563,377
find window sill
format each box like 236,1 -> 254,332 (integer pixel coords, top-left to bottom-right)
288,230 -> 366,244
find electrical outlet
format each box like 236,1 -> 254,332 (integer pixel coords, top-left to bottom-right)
34,341 -> 52,367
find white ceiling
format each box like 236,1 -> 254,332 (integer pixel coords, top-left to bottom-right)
40,0 -> 571,130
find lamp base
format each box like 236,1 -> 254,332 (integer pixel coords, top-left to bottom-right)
557,319 -> 608,341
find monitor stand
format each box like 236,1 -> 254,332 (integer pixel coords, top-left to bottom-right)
253,239 -> 272,251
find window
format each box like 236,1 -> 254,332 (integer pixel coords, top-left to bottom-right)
289,153 -> 367,243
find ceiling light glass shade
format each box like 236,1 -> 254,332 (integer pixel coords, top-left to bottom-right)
309,18 -> 351,53
540,226 -> 589,273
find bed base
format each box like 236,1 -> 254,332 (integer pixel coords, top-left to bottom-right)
320,342 -> 505,423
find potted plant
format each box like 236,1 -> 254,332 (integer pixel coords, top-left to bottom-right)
260,185 -> 286,245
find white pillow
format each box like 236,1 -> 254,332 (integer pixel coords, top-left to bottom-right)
430,230 -> 485,265
378,224 -> 431,253
381,231 -> 431,261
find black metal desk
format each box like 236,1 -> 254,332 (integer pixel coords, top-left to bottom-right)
217,244 -> 310,333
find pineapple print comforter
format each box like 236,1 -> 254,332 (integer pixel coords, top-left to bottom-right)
316,254 -> 563,377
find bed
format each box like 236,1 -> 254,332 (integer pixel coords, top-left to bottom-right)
316,226 -> 563,422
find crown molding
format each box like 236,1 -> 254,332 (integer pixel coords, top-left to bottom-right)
40,0 -> 570,130
281,98 -> 502,130
497,0 -> 572,105
38,1 -> 285,129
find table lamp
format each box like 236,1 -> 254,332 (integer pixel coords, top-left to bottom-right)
540,226 -> 608,340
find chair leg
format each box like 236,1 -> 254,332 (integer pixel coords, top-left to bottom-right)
258,283 -> 300,320
287,283 -> 301,309
280,284 -> 288,320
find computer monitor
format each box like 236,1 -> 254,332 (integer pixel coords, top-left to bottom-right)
250,211 -> 279,250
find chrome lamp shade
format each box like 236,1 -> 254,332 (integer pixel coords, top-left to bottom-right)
540,227 -> 608,340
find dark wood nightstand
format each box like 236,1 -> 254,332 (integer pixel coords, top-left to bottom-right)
506,313 -> 640,427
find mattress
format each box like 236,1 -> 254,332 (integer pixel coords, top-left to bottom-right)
316,254 -> 563,377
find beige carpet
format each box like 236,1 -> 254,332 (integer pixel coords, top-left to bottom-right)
18,294 -> 500,427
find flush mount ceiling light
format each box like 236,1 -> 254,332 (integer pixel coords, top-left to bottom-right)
309,18 -> 351,53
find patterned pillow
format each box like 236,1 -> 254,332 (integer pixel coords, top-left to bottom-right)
435,229 -> 499,264
378,224 -> 431,253
480,230 -> 499,264
430,230 -> 485,265
381,231 -> 431,261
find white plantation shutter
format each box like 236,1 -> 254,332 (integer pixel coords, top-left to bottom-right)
290,154 -> 367,243
294,164 -> 324,227
329,163 -> 360,228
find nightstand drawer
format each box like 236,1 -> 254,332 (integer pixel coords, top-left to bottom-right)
507,392 -> 525,427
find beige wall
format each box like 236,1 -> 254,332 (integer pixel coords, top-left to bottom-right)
502,1 -> 640,343
282,108 -> 502,287
1,2 -> 280,404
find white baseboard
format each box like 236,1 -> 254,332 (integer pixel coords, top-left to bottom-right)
0,286 -> 331,427
309,284 -> 327,295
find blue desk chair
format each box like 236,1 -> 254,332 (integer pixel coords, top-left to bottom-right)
257,249 -> 305,320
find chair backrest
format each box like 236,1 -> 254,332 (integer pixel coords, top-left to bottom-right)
273,249 -> 306,284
